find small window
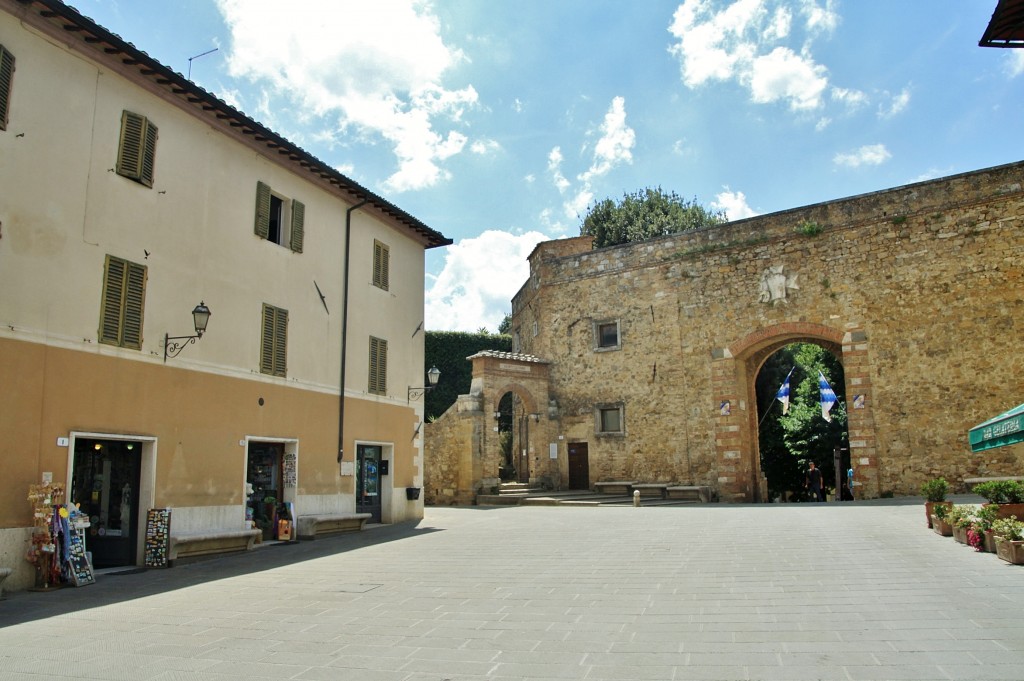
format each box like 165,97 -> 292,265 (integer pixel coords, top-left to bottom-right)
596,404 -> 624,435
532,321 -> 539,337
369,336 -> 388,395
512,329 -> 521,354
594,319 -> 620,351
99,255 -> 147,349
260,304 -> 288,377
373,240 -> 390,290
116,110 -> 158,187
254,181 -> 304,253
0,44 -> 15,131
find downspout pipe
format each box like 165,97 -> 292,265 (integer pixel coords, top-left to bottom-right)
338,199 -> 369,466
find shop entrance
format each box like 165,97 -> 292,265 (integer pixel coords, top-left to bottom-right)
246,442 -> 288,541
70,438 -> 142,568
356,444 -> 382,523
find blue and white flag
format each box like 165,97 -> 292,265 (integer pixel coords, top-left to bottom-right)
775,368 -> 794,415
818,372 -> 837,422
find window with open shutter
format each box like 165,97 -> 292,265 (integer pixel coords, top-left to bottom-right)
99,255 -> 147,349
369,336 -> 388,395
373,240 -> 390,291
254,181 -> 271,240
0,45 -> 14,131
260,304 -> 288,377
116,110 -> 157,187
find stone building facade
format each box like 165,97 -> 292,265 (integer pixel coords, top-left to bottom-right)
426,161 -> 1024,503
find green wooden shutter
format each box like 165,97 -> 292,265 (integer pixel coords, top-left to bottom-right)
140,121 -> 158,187
273,307 -> 288,377
100,256 -> 126,345
290,199 -> 305,253
260,304 -> 275,374
369,337 -> 387,394
116,111 -> 145,181
122,262 -> 147,349
254,182 -> 271,239
0,45 -> 14,131
373,241 -> 389,290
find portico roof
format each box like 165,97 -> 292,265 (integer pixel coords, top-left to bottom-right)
980,0 -> 1024,48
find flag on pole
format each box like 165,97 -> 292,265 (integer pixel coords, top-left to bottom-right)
818,372 -> 837,422
775,368 -> 794,415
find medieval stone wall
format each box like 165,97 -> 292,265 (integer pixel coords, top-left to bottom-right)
511,161 -> 1024,498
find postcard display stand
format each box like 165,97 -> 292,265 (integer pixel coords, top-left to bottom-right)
64,508 -> 95,586
144,508 -> 171,568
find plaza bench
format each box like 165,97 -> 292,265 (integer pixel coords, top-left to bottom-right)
594,481 -> 636,495
296,513 -> 371,540
168,529 -> 260,563
632,483 -> 670,497
963,476 -> 1024,490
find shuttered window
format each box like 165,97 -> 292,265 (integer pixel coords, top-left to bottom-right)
368,336 -> 388,395
0,45 -> 14,131
116,110 -> 158,187
99,255 -> 147,349
372,240 -> 389,290
254,181 -> 304,252
260,304 -> 288,377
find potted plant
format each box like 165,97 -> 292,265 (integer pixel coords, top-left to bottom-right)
931,503 -> 953,537
991,516 -> 1024,565
973,480 -> 1024,520
948,505 -> 975,545
969,503 -> 1001,553
921,478 -> 950,528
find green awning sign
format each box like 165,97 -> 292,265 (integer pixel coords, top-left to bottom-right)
969,403 -> 1024,452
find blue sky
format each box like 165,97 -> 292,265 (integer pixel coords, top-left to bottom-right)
72,0 -> 1023,331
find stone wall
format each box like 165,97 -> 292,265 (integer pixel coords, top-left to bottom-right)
509,161 -> 1024,499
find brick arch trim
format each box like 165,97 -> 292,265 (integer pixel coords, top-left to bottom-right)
488,382 -> 539,415
729,322 -> 845,360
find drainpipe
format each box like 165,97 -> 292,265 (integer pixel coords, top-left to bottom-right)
338,199 -> 369,467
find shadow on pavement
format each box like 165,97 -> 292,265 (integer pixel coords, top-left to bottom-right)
0,520 -> 440,628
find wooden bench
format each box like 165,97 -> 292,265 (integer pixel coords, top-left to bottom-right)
594,481 -> 636,495
169,529 -> 260,563
296,513 -> 371,540
632,483 -> 669,498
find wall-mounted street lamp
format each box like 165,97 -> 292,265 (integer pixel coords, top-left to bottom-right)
164,301 -> 211,362
408,366 -> 441,402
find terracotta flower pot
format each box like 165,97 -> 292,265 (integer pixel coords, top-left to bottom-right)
925,501 -> 952,528
995,537 -> 1024,565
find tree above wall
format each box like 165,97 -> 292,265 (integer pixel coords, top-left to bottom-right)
580,187 -> 726,249
424,330 -> 512,421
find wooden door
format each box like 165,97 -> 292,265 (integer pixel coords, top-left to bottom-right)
567,442 -> 590,490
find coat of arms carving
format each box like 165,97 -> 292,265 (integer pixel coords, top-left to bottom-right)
758,264 -> 799,304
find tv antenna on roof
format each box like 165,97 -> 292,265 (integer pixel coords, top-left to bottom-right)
187,47 -> 219,80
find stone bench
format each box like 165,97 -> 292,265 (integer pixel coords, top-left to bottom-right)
594,481 -> 636,495
169,529 -> 260,563
964,476 -> 1024,490
632,483 -> 669,497
296,513 -> 371,540
666,485 -> 712,503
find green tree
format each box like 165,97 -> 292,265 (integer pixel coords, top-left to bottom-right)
497,313 -> 512,335
580,187 -> 726,248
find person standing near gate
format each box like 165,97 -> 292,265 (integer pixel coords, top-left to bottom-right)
805,461 -> 824,502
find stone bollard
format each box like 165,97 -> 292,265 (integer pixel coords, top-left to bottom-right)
633,490 -> 640,507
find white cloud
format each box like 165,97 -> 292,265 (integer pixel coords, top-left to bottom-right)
548,147 -> 570,193
712,187 -> 759,220
470,139 -> 501,155
834,143 -> 892,168
578,96 -> 636,182
425,230 -> 549,332
831,86 -> 868,109
878,87 -> 911,118
668,0 -> 837,112
1005,51 -> 1024,78
748,47 -> 828,110
215,0 -> 477,193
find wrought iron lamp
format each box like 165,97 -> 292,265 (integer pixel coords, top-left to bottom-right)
407,366 -> 441,402
164,301 -> 211,362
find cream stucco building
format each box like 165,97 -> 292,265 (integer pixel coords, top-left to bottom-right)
0,0 -> 449,591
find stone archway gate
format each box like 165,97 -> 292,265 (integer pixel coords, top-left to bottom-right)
424,351 -> 552,505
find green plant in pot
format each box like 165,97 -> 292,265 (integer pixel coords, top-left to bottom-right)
921,478 -> 950,528
970,503 -> 1001,552
948,505 -> 976,544
973,480 -> 1024,519
931,502 -> 954,536
991,516 -> 1024,564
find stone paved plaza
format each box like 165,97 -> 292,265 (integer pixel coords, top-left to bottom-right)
1,497 -> 1023,681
